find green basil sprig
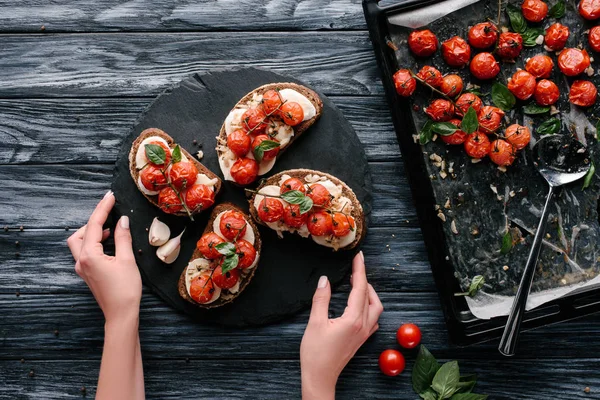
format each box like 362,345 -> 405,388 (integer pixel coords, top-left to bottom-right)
523,104 -> 550,115
522,27 -> 544,47
253,140 -> 280,163
172,144 -> 182,163
280,190 -> 314,214
583,162 -> 596,190
505,4 -> 527,33
432,122 -> 458,136
419,120 -> 434,145
145,143 -> 167,165
455,275 -> 485,297
500,231 -> 513,254
491,82 -> 516,111
215,242 -> 239,273
537,118 -> 561,135
549,0 -> 566,18
460,107 -> 479,134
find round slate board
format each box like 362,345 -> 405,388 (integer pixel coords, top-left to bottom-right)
111,68 -> 373,327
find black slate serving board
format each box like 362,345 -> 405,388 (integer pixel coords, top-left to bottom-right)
111,68 -> 372,327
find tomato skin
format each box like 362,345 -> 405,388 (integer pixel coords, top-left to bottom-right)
227,129 -> 251,158
212,265 -> 240,290
408,29 -> 439,57
283,204 -> 308,229
169,161 -> 198,190
252,135 -> 280,161
508,70 -> 536,100
545,23 -> 569,51
424,99 -> 455,122
378,350 -> 406,377
470,52 -> 500,80
464,132 -> 491,159
185,184 -> 215,212
579,0 -> 600,20
455,92 -> 483,115
468,22 -> 498,49
235,239 -> 257,269
416,66 -> 443,88
147,141 -> 172,166
257,198 -> 284,223
496,32 -> 523,59
307,211 -> 333,236
279,101 -> 304,126
534,79 -> 560,105
441,119 -> 468,145
505,124 -> 531,150
241,108 -> 268,134
280,178 -> 306,195
441,36 -> 471,68
589,26 -> 600,52
522,0 -> 548,22
569,80 -> 598,107
158,187 -> 183,214
477,106 -> 505,133
331,213 -> 355,237
196,232 -> 225,260
396,323 -> 422,349
392,69 -> 417,97
440,74 -> 464,97
489,139 -> 516,166
219,210 -> 248,241
525,54 -> 554,78
140,165 -> 168,192
230,157 -> 259,185
307,183 -> 332,208
189,274 -> 215,304
558,48 -> 591,76
261,89 -> 283,115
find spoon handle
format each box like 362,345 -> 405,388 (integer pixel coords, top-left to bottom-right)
498,185 -> 556,356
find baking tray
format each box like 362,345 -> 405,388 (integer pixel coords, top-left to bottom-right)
363,0 -> 600,346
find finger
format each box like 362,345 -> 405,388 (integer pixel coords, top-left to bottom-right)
362,281 -> 370,326
342,251 -> 368,320
367,284 -> 384,328
114,216 -> 135,262
368,323 -> 379,337
82,191 -> 115,248
308,275 -> 331,324
66,225 -> 87,261
101,228 -> 110,242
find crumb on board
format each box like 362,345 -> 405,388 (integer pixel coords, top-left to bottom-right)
451,220 -> 458,234
196,150 -> 204,159
471,158 -> 481,164
503,265 -> 509,271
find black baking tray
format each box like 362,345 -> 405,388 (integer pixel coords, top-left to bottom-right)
363,0 -> 600,346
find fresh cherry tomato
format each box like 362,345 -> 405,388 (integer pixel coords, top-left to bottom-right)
241,108 -> 268,134
257,198 -> 284,223
392,69 -> 417,97
307,183 -> 332,208
522,0 -> 548,22
219,210 -> 247,241
235,239 -> 257,269
534,79 -> 560,105
464,132 -> 491,159
408,29 -> 439,57
212,265 -> 240,290
525,54 -> 554,78
470,52 -> 500,80
558,48 -> 591,76
589,26 -> 600,52
468,22 -> 499,49
441,119 -> 468,145
396,323 -> 422,349
505,124 -> 531,150
185,184 -> 215,212
158,187 -> 183,214
227,129 -> 251,158
261,89 -> 283,115
416,65 -> 443,88
146,141 -> 172,166
545,23 -> 569,51
440,74 -> 464,97
189,274 -> 215,304
508,70 -> 536,100
169,161 -> 198,190
252,135 -> 280,161
307,211 -> 333,236
489,139 -> 516,166
196,232 -> 225,260
140,165 -> 168,192
424,99 -> 455,122
230,157 -> 259,185
455,92 -> 483,115
279,101 -> 304,126
477,106 -> 505,132
283,204 -> 309,229
331,213 -> 355,237
280,177 -> 307,194
496,32 -> 523,59
569,80 -> 598,107
579,0 -> 600,20
378,350 -> 406,377
441,36 -> 471,68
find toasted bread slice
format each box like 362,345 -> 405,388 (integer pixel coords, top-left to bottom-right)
129,128 -> 222,217
178,203 -> 261,309
248,169 -> 365,251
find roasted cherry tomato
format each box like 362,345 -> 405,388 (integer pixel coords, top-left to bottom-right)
545,23 -> 569,51
569,80 -> 598,107
279,101 -> 304,126
257,198 -> 284,223
169,161 -> 198,190
534,79 -> 560,105
241,107 -> 268,134
196,232 -> 225,260
227,129 -> 251,158
283,204 -> 309,229
505,124 -> 531,150
455,92 -> 483,115
396,323 -> 422,349
441,36 -> 471,68
468,22 -> 499,49
379,350 -> 406,377
470,52 -> 500,80
261,89 -> 283,115
185,184 -> 215,212
496,32 -> 523,59
189,274 -> 215,304
140,165 -> 168,192
331,213 -> 355,237
508,70 -> 536,100
392,69 -> 417,97
158,187 -> 183,214
280,177 -> 307,194
522,0 -> 548,22
424,99 -> 455,122
235,239 -> 257,269
525,54 -> 554,78
307,183 -> 332,208
230,157 -> 259,185
416,65 -> 443,88
252,135 -> 280,161
489,139 -> 516,166
307,211 -> 333,236
464,132 -> 491,159
146,141 -> 172,166
589,26 -> 600,52
558,48 -> 591,76
408,29 -> 439,57
579,0 -> 600,20
212,265 -> 240,289
477,106 -> 505,132
219,210 -> 247,241
440,74 -> 464,97
441,119 -> 468,145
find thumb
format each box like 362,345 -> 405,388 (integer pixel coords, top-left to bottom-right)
114,216 -> 135,262
308,275 -> 331,324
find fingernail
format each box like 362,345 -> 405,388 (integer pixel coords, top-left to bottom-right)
359,250 -> 364,262
318,275 -> 328,288
104,190 -> 113,199
119,216 -> 129,230
103,228 -> 110,235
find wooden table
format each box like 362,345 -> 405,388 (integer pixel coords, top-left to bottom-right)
0,1 -> 598,398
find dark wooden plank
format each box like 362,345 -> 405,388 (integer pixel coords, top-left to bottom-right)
0,96 -> 399,165
0,33 -> 381,98
0,0 -> 366,33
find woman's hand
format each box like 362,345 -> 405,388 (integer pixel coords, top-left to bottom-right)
300,251 -> 383,400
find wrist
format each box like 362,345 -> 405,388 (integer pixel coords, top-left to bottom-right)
301,370 -> 336,400
105,309 -> 139,333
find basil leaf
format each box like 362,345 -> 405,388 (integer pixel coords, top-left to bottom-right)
253,139 -> 280,163
456,374 -> 477,394
522,28 -> 544,47
583,162 -> 595,190
596,120 -> 600,141
506,4 -> 527,33
420,389 -> 438,400
460,107 -> 479,134
523,104 -> 550,115
432,361 -> 460,399
500,231 -> 513,254
450,394 -> 488,400
281,190 -> 307,204
220,254 -> 239,274
491,82 -> 516,111
215,242 -> 236,256
468,275 -> 485,296
432,122 -> 458,136
412,345 -> 441,394
145,143 -> 166,165
299,197 -> 314,214
419,120 -> 434,145
537,118 -> 561,135
171,144 -> 182,163
548,0 -> 566,18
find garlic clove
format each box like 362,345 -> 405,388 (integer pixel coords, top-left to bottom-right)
148,217 -> 170,246
156,228 -> 185,264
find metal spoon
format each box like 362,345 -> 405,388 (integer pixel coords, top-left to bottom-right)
498,135 -> 591,357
